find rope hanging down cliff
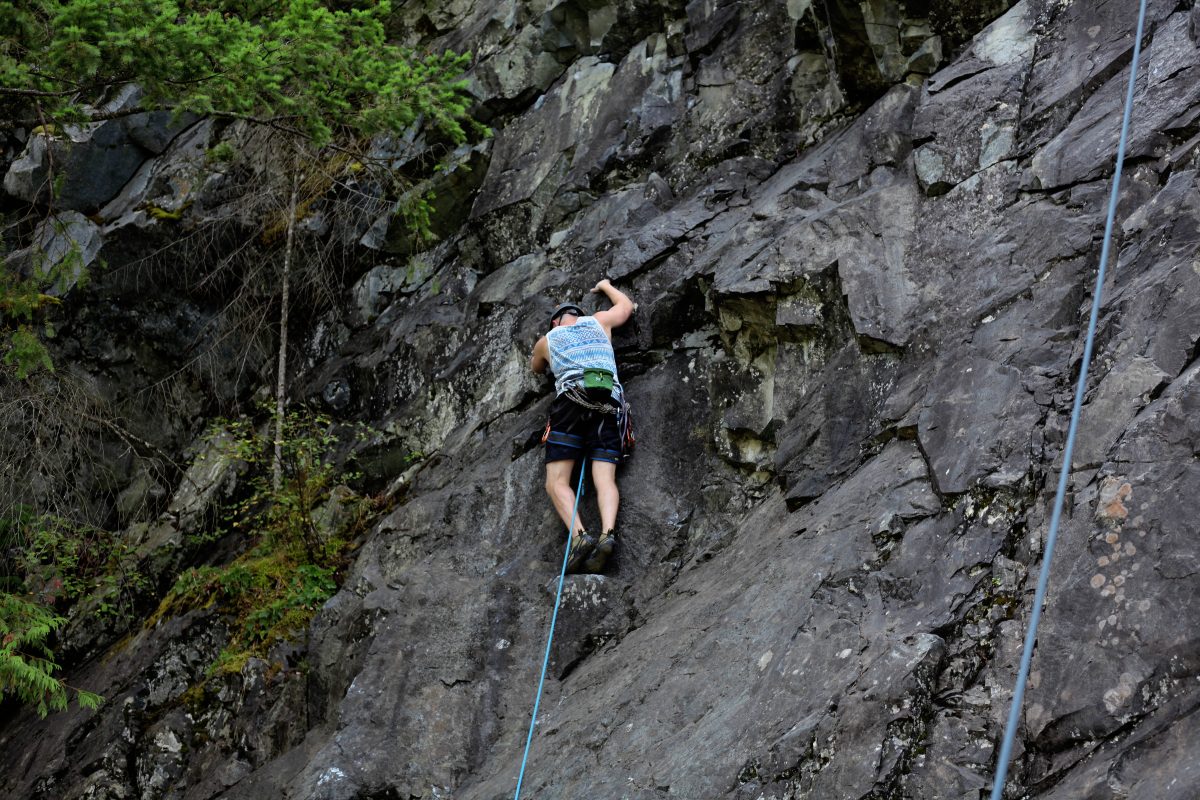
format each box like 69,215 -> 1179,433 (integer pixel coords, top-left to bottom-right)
513,459 -> 588,800
989,1 -> 1149,797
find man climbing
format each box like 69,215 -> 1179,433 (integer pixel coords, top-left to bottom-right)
530,278 -> 634,574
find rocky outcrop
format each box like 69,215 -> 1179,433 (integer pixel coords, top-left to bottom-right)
4,85 -> 196,212
4,0 -> 1200,799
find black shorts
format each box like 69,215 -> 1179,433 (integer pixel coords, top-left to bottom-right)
545,394 -> 622,464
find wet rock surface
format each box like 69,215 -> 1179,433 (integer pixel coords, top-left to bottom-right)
4,0 -> 1200,798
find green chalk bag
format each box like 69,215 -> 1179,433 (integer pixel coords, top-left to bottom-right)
582,368 -> 615,391
580,367 -> 618,409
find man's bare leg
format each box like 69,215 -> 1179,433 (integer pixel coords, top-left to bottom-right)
545,459 -> 586,534
591,460 -> 619,533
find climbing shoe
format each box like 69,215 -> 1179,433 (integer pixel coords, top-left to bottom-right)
584,529 -> 616,573
565,529 -> 596,574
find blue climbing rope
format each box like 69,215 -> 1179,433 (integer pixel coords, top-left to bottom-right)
989,2 -> 1149,797
514,459 -> 588,800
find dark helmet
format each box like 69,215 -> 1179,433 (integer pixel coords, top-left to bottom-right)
550,302 -> 585,326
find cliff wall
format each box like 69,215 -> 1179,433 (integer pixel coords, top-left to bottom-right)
3,1 -> 1200,798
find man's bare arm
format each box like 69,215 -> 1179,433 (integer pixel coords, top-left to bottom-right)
591,279 -> 634,335
531,335 -> 550,373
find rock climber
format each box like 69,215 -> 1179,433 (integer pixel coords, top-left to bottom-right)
530,278 -> 634,573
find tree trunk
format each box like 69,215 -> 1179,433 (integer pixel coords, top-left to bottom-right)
273,167 -> 301,492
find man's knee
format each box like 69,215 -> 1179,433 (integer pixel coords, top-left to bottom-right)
591,464 -> 618,489
545,465 -> 571,494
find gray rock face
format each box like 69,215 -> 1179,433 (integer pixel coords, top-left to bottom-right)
3,88 -> 195,211
4,0 -> 1200,799
1031,9 -> 1200,189
3,211 -> 104,294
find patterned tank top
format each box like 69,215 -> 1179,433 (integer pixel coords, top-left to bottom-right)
546,316 -> 623,400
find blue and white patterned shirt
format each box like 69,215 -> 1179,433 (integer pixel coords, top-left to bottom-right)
546,316 -> 623,400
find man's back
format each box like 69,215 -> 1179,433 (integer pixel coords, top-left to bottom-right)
546,316 -> 622,398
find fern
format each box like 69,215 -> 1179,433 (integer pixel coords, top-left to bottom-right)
0,592 -> 102,717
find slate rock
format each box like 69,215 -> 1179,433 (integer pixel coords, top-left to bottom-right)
917,355 -> 1042,494
546,573 -> 632,678
1032,11 -> 1200,190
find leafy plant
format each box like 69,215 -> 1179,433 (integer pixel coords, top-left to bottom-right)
0,592 -> 102,717
204,141 -> 237,165
0,471 -> 154,718
16,514 -> 147,621
0,232 -> 82,379
0,505 -> 37,593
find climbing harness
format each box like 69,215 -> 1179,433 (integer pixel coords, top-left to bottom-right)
562,384 -> 618,413
989,1 -> 1148,797
540,359 -> 634,462
513,458 -> 588,800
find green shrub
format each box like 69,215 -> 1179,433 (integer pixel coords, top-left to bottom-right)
164,411 -> 372,674
0,505 -> 155,715
16,514 -> 147,622
204,141 -> 238,164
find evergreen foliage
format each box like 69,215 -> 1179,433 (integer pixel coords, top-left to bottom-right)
0,0 -> 476,145
0,592 -> 102,717
0,507 -> 144,717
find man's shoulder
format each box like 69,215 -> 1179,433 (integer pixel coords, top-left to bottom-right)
590,306 -> 628,331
